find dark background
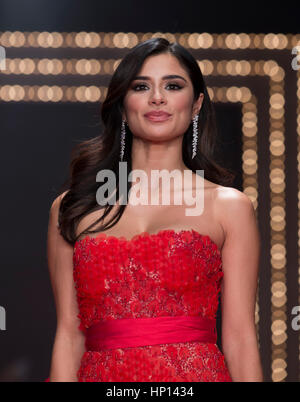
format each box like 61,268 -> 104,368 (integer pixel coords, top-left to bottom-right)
0,0 -> 298,382
0,0 -> 299,33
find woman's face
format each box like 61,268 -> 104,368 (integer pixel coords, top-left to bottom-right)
122,53 -> 204,141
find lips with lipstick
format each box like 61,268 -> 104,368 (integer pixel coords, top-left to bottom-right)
144,111 -> 172,122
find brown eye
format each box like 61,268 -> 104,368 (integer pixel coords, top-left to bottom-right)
132,84 -> 148,91
166,83 -> 182,90
131,82 -> 183,91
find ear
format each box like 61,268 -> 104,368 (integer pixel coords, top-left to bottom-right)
192,92 -> 204,118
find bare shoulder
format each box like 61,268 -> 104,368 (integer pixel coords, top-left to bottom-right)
213,185 -> 256,236
51,190 -> 69,207
214,185 -> 253,208
50,190 -> 69,211
49,190 -> 70,226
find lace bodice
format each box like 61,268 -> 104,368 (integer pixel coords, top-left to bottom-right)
73,229 -> 223,332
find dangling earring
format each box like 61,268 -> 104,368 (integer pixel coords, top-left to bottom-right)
120,119 -> 126,161
192,114 -> 199,159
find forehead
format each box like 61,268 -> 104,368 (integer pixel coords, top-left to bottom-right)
137,53 -> 189,78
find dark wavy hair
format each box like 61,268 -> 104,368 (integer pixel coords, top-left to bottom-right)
57,37 -> 235,245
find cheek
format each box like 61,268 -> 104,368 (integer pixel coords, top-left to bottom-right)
171,93 -> 193,112
124,94 -> 145,114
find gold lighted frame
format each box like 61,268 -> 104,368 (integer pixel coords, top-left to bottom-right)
0,31 -> 300,49
0,31 -> 296,381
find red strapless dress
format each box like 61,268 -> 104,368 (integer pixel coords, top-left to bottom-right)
47,229 -> 232,382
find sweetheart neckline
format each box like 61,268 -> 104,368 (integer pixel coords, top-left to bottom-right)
74,228 -> 222,255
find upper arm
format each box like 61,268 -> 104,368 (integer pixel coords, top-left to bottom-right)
47,191 -> 81,335
215,187 -> 261,347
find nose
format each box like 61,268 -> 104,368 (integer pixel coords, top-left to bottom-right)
149,87 -> 166,105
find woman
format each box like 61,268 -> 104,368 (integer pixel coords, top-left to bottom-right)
46,38 -> 263,381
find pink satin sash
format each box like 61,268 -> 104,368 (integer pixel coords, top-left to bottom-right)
85,315 -> 217,351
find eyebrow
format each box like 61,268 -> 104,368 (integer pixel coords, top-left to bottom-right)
132,75 -> 188,83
